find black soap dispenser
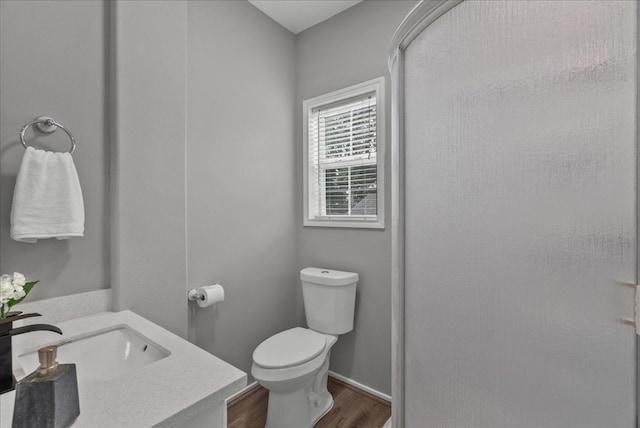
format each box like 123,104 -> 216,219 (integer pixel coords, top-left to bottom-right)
12,345 -> 80,428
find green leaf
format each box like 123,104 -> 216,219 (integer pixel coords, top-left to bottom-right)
6,281 -> 38,309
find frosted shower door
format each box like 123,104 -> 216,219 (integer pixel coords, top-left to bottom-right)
403,1 -> 636,427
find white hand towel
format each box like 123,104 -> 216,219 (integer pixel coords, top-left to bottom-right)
10,147 -> 85,243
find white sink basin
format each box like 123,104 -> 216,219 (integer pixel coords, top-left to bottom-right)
16,325 -> 170,388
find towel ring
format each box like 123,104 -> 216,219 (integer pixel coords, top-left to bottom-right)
19,116 -> 76,154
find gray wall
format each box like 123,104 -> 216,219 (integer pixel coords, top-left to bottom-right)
111,0 -> 188,337
186,0 -> 298,378
0,0 -> 109,300
295,0 -> 418,396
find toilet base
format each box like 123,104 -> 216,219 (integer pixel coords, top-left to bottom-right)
264,365 -> 334,428
309,389 -> 333,427
265,383 -> 333,428
265,387 -> 333,428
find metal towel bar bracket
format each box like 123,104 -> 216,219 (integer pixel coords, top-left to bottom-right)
19,116 -> 76,154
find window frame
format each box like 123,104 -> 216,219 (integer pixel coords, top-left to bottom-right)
303,77 -> 385,229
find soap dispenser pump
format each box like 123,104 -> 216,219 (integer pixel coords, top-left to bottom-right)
12,345 -> 80,428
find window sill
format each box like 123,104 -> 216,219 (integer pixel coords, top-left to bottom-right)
303,218 -> 385,229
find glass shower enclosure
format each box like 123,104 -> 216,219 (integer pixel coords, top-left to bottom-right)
389,1 -> 637,426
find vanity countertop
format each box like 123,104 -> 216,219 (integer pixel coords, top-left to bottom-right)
0,310 -> 246,427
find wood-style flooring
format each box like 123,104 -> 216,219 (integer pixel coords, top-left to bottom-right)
228,376 -> 391,428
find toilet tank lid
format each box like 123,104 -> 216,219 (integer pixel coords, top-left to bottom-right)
300,267 -> 359,286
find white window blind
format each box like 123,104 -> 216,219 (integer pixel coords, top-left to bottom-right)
303,78 -> 384,228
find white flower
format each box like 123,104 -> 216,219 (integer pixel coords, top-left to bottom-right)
0,273 -> 27,304
11,285 -> 25,301
1,272 -> 35,318
0,275 -> 14,304
11,272 -> 26,287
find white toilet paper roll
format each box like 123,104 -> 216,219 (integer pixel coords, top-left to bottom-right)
197,284 -> 225,308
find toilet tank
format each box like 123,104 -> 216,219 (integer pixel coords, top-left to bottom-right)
301,267 -> 358,335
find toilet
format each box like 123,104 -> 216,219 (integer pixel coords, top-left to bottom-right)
251,267 -> 358,428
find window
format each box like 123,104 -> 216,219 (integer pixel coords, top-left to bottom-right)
303,77 -> 385,229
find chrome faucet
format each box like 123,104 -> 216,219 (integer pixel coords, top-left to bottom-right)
0,312 -> 62,394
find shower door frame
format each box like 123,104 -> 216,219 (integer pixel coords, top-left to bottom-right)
387,1 -> 639,427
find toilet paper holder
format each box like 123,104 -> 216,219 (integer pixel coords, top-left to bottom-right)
187,289 -> 205,301
187,284 -> 225,308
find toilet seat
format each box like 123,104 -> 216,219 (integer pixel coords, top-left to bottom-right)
253,327 -> 326,369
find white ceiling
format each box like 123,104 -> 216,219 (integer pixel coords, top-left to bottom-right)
248,1 -> 363,34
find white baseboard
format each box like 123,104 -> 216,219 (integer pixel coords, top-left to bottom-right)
227,374 -> 392,405
225,381 -> 259,404
328,371 -> 392,403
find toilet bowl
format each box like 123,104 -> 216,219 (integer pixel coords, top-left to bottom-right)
251,268 -> 358,428
252,328 -> 338,428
